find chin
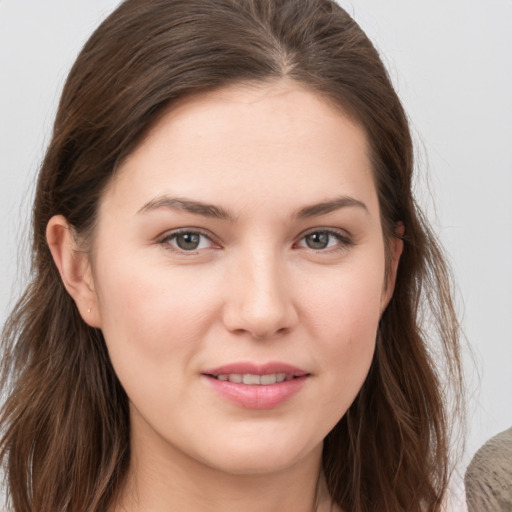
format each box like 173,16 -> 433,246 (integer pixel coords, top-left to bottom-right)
194,432 -> 323,476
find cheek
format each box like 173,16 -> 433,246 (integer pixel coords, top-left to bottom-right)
320,294 -> 379,387
93,255 -> 222,365
301,251 -> 385,339
299,256 -> 384,408
91,258 -> 226,426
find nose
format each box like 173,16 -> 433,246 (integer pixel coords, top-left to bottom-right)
222,247 -> 298,339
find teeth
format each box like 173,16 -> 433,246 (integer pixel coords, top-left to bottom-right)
215,373 -> 294,385
260,374 -> 276,385
242,374 -> 261,385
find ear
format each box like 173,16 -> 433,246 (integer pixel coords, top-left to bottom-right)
46,215 -> 102,328
380,222 -> 404,313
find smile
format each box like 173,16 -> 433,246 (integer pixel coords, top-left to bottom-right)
213,373 -> 294,385
202,362 -> 310,409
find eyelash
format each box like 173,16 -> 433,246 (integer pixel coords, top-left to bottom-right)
158,228 -> 353,254
294,229 -> 353,253
158,228 -> 219,253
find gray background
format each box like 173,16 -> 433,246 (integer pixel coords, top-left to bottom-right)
1,0 -> 511,506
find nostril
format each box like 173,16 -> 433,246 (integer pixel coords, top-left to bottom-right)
251,326 -> 290,340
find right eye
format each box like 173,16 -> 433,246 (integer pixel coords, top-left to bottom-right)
159,229 -> 217,253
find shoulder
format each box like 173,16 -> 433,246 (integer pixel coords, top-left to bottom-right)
465,426 -> 512,511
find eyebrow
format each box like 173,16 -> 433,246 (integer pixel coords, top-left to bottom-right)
137,196 -> 237,221
137,194 -> 368,221
295,195 -> 368,219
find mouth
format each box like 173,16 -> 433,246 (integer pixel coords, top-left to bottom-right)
207,372 -> 299,385
202,362 -> 309,384
201,362 -> 310,409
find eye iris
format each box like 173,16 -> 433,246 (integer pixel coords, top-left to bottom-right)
176,233 -> 200,250
306,232 -> 330,249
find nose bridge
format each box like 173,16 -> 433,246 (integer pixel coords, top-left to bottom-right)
223,241 -> 297,338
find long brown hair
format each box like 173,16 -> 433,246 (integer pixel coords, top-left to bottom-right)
0,1 -> 463,510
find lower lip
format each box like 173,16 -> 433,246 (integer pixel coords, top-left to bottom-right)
203,375 -> 308,409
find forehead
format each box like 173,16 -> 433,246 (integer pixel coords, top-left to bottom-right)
102,80 -> 378,219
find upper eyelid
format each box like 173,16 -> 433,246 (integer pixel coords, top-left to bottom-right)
297,226 -> 352,241
157,228 -> 220,253
159,227 -> 216,241
157,226 -> 352,249
293,228 -> 354,253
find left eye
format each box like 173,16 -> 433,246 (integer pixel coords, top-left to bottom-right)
162,231 -> 215,252
296,230 -> 348,250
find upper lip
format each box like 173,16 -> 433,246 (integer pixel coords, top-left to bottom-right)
202,362 -> 309,377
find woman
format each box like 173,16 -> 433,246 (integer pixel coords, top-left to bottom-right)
0,1 -> 463,511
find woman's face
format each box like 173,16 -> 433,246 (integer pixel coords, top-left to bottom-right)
86,80 -> 398,475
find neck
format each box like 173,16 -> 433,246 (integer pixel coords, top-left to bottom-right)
114,432 -> 335,512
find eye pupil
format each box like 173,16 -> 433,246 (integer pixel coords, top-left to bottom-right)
306,232 -> 329,249
176,233 -> 200,250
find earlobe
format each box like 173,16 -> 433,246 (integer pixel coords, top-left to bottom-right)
381,222 -> 404,312
46,215 -> 101,328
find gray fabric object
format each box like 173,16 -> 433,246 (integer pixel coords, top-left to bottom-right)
465,427 -> 512,511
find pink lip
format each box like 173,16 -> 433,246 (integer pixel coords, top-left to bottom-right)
203,362 -> 309,377
201,361 -> 310,409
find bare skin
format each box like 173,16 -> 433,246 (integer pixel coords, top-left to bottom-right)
47,79 -> 401,512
